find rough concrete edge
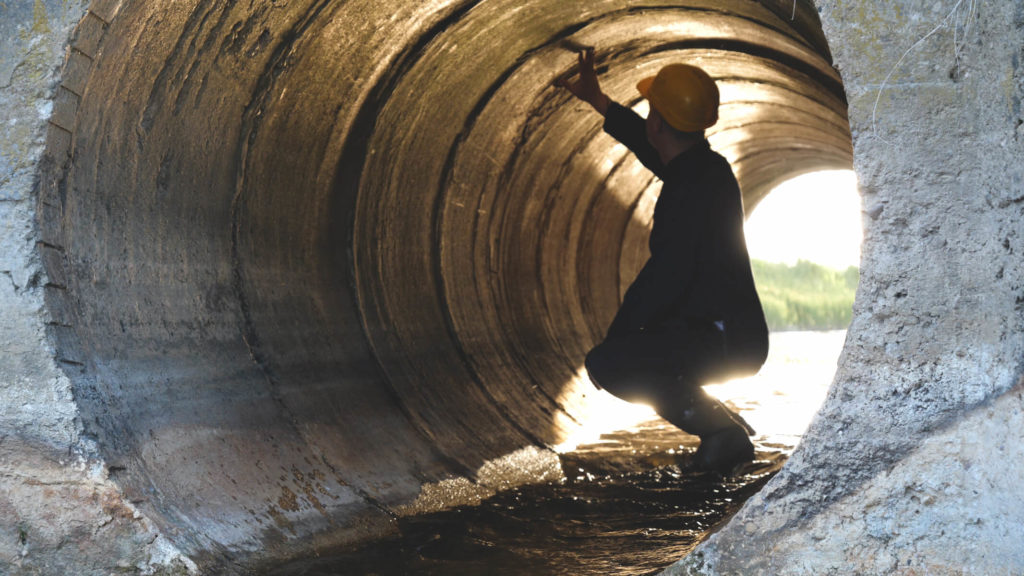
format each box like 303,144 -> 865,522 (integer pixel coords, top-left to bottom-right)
665,376 -> 1024,576
1,1 -> 198,574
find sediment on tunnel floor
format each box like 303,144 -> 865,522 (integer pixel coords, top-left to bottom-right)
33,0 -> 851,570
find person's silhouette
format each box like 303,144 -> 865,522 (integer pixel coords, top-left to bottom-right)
558,49 -> 768,473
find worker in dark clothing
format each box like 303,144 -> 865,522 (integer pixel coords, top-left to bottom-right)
558,49 -> 769,474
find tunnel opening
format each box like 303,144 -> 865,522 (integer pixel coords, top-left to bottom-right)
704,169 -> 861,444
37,0 -> 853,571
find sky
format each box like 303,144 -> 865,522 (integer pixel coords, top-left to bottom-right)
743,170 -> 862,270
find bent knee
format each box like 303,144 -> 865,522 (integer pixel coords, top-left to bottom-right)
584,345 -> 607,386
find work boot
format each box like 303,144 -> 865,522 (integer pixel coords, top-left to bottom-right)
662,391 -> 755,474
710,397 -> 756,436
693,426 -> 754,474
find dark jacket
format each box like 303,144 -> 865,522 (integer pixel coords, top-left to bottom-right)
602,102 -> 768,376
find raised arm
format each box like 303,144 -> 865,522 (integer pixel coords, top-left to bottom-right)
557,48 -> 666,177
603,103 -> 666,178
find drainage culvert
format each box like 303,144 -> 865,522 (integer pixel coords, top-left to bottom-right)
37,0 -> 850,570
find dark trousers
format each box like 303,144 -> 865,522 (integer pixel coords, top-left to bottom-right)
585,323 -> 739,437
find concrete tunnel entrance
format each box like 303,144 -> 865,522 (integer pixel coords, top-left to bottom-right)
5,0 -> 1022,573
35,0 -> 854,570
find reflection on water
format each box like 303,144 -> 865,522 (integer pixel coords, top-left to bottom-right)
275,427 -> 786,576
273,331 -> 844,576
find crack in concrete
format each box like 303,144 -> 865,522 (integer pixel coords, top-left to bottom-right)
1,269 -> 21,292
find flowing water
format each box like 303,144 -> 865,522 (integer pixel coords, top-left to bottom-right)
275,331 -> 845,576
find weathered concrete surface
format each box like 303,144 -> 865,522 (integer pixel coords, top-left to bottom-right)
1,1 -> 194,574
669,1 -> 1024,574
0,0 -> 1021,574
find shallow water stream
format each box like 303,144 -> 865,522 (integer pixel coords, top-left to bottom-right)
272,331 -> 843,575
277,422 -> 788,576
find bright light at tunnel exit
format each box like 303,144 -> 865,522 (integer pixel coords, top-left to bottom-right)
743,170 -> 862,270
561,171 -> 861,451
705,169 -> 861,441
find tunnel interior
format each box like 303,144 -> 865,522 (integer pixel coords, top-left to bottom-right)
41,0 -> 852,569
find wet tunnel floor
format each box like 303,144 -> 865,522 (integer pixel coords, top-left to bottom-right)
267,331 -> 841,575
275,419 -> 789,576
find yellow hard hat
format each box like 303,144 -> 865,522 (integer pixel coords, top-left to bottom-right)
636,64 -> 719,132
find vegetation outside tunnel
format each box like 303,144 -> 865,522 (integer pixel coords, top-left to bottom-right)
751,259 -> 858,331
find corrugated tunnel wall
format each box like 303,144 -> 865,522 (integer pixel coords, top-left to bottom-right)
2,0 -> 1023,574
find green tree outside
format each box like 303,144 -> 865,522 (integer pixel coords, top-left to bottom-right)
750,259 -> 858,331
